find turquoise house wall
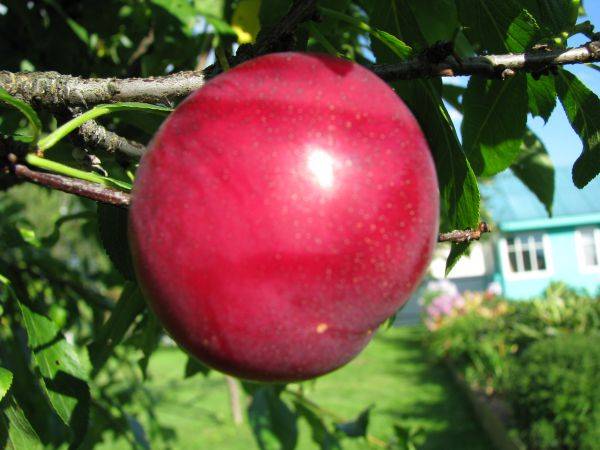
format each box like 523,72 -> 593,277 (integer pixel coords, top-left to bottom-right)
496,225 -> 600,299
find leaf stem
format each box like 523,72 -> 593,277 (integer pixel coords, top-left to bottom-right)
24,154 -> 132,191
26,154 -> 111,185
37,102 -> 171,152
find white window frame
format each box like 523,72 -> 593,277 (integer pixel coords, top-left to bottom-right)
500,232 -> 553,280
574,226 -> 600,274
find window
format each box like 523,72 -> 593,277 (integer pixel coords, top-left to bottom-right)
505,233 -> 549,274
576,227 -> 600,272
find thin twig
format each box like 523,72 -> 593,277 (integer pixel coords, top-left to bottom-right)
76,119 -> 146,158
373,40 -> 600,80
438,222 -> 491,243
13,164 -> 130,207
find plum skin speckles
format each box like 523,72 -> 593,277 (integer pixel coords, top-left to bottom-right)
129,52 -> 439,382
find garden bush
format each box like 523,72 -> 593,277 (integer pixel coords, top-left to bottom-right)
424,282 -> 600,449
510,334 -> 600,450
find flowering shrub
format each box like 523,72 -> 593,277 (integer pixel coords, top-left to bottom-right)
421,281 -> 508,332
424,281 -> 600,449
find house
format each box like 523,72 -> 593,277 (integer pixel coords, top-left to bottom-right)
431,167 -> 600,299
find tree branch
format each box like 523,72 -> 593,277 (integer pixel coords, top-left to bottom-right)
373,40 -> 600,80
0,70 -> 204,109
3,41 -> 595,110
12,164 -> 130,207
438,222 -> 490,243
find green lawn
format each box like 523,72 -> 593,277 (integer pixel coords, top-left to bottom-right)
99,326 -> 491,449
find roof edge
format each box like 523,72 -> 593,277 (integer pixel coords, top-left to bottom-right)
500,213 -> 600,232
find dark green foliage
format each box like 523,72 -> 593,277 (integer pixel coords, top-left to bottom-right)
247,386 -> 298,450
184,356 -> 211,378
526,74 -> 556,123
510,130 -> 555,216
510,334 -> 600,450
97,204 -> 137,281
334,406 -> 371,438
295,401 -> 341,450
462,74 -> 528,177
555,68 -> 600,188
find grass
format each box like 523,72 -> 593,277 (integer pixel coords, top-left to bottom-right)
98,326 -> 491,449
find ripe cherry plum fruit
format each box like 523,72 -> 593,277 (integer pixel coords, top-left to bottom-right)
129,52 -> 439,382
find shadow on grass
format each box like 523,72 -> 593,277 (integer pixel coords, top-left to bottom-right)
373,328 -> 493,450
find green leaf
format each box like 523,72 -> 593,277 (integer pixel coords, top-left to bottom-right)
555,69 -> 600,187
0,368 -> 12,402
37,102 -> 172,152
367,0 -> 479,273
0,87 -> 42,143
462,74 -> 528,176
399,80 -> 480,231
130,312 -> 163,377
457,0 -> 539,52
18,302 -> 89,384
42,0 -> 90,45
149,0 -> 202,35
1,400 -> 43,450
364,0 -> 428,51
335,406 -> 371,438
18,302 -> 91,431
397,80 -> 480,271
202,13 -> 238,36
442,84 -> 465,111
295,401 -> 341,450
306,22 -> 342,57
445,241 -> 470,276
319,7 -> 413,59
40,211 -> 94,247
89,282 -> 146,375
258,0 -> 291,34
511,130 -> 554,216
520,0 -> 580,39
393,423 -> 426,450
505,9 -> 540,52
527,74 -> 556,122
405,0 -> 459,45
97,204 -> 136,280
248,386 -> 298,450
588,64 -> 600,74
372,30 -> 412,60
184,357 -> 211,378
368,1 -> 480,232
